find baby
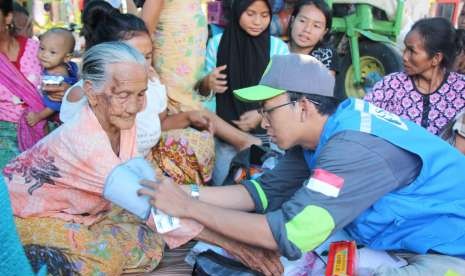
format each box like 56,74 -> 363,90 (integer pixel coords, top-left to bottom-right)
27,28 -> 78,126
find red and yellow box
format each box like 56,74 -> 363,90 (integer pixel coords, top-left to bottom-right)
325,240 -> 357,276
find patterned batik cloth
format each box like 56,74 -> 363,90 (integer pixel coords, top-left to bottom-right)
0,121 -> 20,170
364,72 -> 465,135
149,127 -> 215,185
4,105 -> 164,274
15,207 -> 164,275
153,0 -> 208,113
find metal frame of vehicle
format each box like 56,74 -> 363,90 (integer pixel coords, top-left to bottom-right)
326,0 -> 404,95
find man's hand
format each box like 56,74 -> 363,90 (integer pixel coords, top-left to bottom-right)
187,111 -> 214,133
138,178 -> 193,218
43,82 -> 70,101
232,110 -> 262,132
225,241 -> 283,276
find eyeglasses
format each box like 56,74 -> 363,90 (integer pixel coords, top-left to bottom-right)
259,101 -> 296,121
259,98 -> 321,122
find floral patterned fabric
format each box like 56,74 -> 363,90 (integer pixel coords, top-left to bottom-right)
0,121 -> 20,170
153,0 -> 208,113
364,72 -> 465,135
3,105 -> 165,274
4,105 -> 137,225
149,127 -> 215,185
15,207 -> 164,275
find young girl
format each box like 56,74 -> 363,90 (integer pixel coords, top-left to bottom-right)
198,0 -> 289,137
288,0 -> 339,75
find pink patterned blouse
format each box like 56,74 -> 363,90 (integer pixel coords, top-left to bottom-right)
364,72 -> 465,135
0,36 -> 42,123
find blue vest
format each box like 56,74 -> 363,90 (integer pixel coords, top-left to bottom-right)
304,98 -> 465,255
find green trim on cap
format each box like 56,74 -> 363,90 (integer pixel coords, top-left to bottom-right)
234,85 -> 286,102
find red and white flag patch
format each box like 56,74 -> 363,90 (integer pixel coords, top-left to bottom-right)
306,169 -> 344,198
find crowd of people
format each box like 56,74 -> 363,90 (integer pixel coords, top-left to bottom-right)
1,0 -> 465,275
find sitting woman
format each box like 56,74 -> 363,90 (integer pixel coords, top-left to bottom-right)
61,3 -> 259,185
4,42 -> 164,275
364,17 -> 465,135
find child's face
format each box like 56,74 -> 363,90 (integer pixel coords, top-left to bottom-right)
38,33 -> 71,70
291,4 -> 328,51
239,0 -> 271,37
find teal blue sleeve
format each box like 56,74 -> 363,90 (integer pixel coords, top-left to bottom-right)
204,34 -> 222,76
270,36 -> 290,57
0,176 -> 35,276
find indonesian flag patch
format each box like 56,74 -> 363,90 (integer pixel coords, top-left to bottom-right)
306,169 -> 344,198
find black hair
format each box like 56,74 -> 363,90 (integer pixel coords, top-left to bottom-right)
455,28 -> 465,55
81,0 -> 149,50
409,17 -> 456,69
288,0 -> 332,48
13,1 -> 28,16
288,92 -> 340,116
0,0 -> 13,16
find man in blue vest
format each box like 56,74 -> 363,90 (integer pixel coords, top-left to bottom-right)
140,54 -> 465,275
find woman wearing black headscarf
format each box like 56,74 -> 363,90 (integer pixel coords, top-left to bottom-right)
199,0 -> 289,139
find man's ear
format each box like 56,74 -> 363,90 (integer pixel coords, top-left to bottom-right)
300,98 -> 318,121
83,80 -> 98,107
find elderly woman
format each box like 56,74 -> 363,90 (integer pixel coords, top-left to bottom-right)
364,17 -> 465,135
3,42 -> 164,275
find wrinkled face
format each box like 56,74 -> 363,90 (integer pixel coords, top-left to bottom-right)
291,4 -> 327,52
260,93 -> 299,149
239,0 -> 271,37
94,62 -> 147,130
402,30 -> 435,76
125,33 -> 153,65
38,33 -> 71,70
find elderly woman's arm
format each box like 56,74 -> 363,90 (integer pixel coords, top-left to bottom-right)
159,110 -> 213,133
141,0 -> 164,34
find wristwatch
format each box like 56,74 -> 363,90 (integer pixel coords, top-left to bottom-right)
190,184 -> 200,200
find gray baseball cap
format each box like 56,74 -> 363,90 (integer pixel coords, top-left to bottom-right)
234,54 -> 335,102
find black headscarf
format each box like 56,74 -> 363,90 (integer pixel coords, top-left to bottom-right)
216,0 -> 272,132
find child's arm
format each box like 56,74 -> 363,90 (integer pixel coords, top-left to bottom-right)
26,107 -> 55,127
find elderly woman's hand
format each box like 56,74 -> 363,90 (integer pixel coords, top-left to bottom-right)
43,82 -> 71,101
138,178 -> 193,218
187,111 -> 214,133
232,110 -> 262,132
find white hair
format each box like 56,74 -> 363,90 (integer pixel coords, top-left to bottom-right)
81,41 -> 147,91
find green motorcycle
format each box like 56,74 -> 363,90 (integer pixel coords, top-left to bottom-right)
327,0 -> 405,99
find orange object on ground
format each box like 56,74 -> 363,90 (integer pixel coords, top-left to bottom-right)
325,240 -> 357,276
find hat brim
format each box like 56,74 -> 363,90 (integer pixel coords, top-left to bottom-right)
233,85 -> 286,102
